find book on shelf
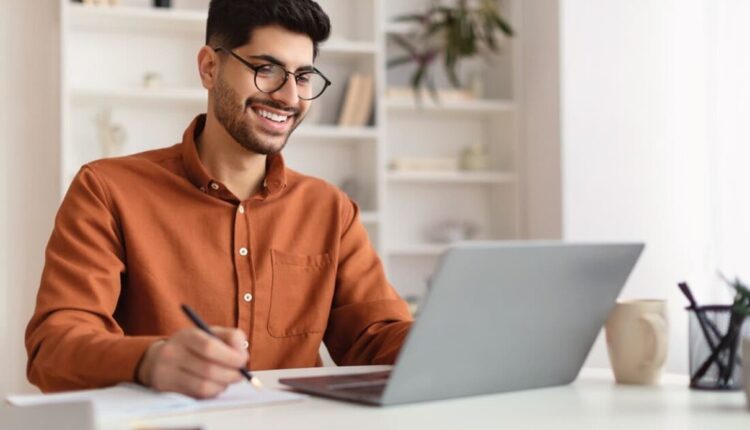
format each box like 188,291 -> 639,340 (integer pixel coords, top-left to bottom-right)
350,74 -> 373,126
337,73 -> 374,127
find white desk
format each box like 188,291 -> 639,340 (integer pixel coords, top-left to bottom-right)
111,366 -> 749,430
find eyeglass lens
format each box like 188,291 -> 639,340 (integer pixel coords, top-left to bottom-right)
254,64 -> 328,100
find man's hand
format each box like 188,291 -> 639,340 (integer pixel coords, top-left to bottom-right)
137,327 -> 249,398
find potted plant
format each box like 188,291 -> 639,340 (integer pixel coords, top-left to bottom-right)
387,0 -> 514,101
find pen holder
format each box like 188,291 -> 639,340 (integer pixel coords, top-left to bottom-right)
688,305 -> 749,390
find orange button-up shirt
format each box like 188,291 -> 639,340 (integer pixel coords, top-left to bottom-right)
26,115 -> 413,392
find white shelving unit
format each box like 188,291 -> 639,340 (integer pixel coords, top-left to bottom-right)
59,0 -> 522,303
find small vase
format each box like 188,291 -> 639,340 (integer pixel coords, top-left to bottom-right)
153,0 -> 171,7
460,143 -> 490,171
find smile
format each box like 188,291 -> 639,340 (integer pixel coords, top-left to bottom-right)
253,107 -> 290,123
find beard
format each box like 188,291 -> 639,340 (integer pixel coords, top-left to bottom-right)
212,75 -> 303,155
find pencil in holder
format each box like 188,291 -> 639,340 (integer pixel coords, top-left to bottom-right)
688,305 -> 749,390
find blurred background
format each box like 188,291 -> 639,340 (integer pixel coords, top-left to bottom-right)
1,0 -> 749,396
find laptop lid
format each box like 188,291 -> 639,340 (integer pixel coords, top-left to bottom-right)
381,242 -> 644,405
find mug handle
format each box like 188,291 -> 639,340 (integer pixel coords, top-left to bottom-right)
640,314 -> 668,369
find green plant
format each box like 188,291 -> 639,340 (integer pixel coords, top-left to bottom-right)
387,0 -> 514,100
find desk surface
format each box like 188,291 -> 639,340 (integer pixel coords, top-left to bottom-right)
114,366 -> 749,430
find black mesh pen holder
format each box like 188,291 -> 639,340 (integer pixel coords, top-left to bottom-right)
688,305 -> 749,390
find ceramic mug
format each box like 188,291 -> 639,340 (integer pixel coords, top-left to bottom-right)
605,299 -> 668,385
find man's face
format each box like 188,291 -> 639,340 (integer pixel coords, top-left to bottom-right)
212,25 -> 314,155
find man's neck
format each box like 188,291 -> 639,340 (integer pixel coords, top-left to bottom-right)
196,114 -> 267,201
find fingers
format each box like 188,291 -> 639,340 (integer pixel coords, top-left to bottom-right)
145,327 -> 250,399
212,326 -> 248,352
177,328 -> 248,368
159,364 -> 227,399
178,353 -> 244,386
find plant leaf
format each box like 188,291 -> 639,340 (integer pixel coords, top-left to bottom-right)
392,14 -> 427,23
389,34 -> 419,57
411,62 -> 429,99
492,13 -> 514,37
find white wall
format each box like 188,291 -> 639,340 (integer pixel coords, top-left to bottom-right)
0,0 -> 61,395
1,1 -> 8,398
0,5 -> 9,395
561,0 -> 718,373
519,0 -> 562,239
712,1 -> 750,292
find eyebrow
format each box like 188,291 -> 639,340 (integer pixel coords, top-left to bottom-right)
247,54 -> 315,73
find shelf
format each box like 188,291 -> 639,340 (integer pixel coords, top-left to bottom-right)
68,3 -> 206,36
320,40 -> 377,57
385,98 -> 516,114
67,4 -> 376,57
295,125 -> 378,140
388,244 -> 449,257
384,22 -> 421,36
359,211 -> 380,224
387,171 -> 516,184
70,86 -> 205,105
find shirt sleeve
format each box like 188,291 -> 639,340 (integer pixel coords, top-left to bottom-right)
25,165 -> 161,392
323,195 -> 413,365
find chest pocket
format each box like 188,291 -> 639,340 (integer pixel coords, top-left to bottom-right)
268,249 -> 335,337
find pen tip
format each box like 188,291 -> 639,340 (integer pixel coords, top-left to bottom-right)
250,377 -> 264,390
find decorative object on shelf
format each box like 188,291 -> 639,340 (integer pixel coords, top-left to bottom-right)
404,295 -> 421,316
153,0 -> 171,7
387,0 -> 514,100
459,143 -> 490,171
339,177 -> 362,205
95,110 -> 126,158
79,0 -> 120,5
679,277 -> 750,390
427,220 -> 479,243
385,86 -> 476,102
337,74 -> 374,127
142,71 -> 163,89
390,157 -> 459,172
468,70 -> 485,99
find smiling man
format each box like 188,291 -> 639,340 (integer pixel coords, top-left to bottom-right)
25,0 -> 413,398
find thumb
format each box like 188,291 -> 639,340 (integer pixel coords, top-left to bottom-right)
211,326 -> 248,353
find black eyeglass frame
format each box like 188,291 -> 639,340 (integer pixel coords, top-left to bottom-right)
213,46 -> 332,101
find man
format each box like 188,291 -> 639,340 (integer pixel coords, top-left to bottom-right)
25,0 -> 412,399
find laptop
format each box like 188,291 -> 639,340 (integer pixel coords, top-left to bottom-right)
280,242 -> 644,406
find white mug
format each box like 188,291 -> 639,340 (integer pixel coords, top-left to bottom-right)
605,299 -> 668,385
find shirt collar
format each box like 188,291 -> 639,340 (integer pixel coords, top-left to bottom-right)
181,114 -> 287,200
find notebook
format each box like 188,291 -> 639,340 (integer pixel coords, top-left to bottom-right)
6,381 -> 304,421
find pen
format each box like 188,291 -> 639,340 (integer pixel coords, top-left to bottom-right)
180,304 -> 263,389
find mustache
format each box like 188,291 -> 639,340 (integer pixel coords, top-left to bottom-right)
245,97 -> 300,116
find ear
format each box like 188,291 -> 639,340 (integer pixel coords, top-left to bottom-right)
197,45 -> 220,90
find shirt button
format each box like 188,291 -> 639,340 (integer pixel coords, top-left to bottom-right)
210,182 -> 220,190
243,293 -> 253,302
242,340 -> 250,349
238,205 -> 245,214
239,247 -> 248,256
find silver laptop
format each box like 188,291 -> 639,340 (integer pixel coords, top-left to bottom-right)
280,242 -> 644,406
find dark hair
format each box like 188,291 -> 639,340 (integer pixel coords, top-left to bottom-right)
206,0 -> 331,59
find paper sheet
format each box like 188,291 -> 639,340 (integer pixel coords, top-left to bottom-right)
6,382 -> 304,421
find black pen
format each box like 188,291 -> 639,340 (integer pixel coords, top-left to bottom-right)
180,304 -> 263,389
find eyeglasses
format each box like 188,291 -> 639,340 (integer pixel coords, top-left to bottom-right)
213,46 -> 332,101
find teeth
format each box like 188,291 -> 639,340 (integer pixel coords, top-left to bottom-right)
256,109 -> 288,123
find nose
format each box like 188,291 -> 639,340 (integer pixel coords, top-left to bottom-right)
270,73 -> 299,108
